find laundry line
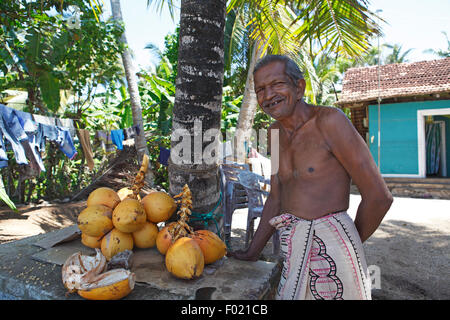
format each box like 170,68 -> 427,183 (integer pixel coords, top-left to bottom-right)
0,104 -> 141,173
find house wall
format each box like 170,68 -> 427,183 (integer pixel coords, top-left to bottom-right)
368,99 -> 450,176
350,105 -> 368,141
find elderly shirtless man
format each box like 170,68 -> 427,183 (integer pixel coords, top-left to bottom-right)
228,55 -> 393,300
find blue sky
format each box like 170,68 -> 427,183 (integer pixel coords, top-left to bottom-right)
100,0 -> 449,70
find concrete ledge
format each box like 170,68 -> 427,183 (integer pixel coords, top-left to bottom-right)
0,228 -> 280,300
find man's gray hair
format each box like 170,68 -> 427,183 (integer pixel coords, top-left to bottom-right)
253,55 -> 304,84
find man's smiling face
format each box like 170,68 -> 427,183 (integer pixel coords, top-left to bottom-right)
254,61 -> 303,121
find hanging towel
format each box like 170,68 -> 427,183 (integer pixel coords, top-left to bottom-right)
33,114 -> 57,126
78,129 -> 95,170
111,129 -> 124,150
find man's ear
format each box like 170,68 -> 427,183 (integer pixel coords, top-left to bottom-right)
296,79 -> 306,100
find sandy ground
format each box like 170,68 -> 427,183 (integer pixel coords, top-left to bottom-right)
230,194 -> 450,300
0,194 -> 449,300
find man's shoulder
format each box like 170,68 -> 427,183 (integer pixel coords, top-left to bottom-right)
315,106 -> 349,127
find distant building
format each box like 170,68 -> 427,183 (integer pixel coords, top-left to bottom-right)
336,58 -> 450,178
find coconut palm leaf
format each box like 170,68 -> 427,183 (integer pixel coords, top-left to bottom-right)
290,0 -> 381,57
146,0 -> 178,20
230,0 -> 380,58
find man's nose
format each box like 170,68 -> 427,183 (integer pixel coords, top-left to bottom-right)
263,86 -> 276,101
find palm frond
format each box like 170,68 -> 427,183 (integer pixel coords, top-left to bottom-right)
146,0 -> 177,20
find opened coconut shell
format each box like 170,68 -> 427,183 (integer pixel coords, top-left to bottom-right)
77,205 -> 113,237
61,249 -> 134,300
62,249 -> 107,293
77,269 -> 135,300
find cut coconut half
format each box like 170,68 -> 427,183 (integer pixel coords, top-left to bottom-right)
77,269 -> 135,300
62,248 -> 107,293
62,249 -> 135,300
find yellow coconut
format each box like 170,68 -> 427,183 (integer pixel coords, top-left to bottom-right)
192,230 -> 227,264
141,191 -> 177,223
81,233 -> 103,249
77,205 -> 113,237
112,198 -> 147,233
78,269 -> 135,300
101,228 -> 134,261
117,187 -> 140,201
165,237 -> 204,279
87,187 -> 121,209
132,221 -> 159,249
156,222 -> 176,255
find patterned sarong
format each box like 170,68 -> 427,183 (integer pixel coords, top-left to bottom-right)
269,211 -> 372,300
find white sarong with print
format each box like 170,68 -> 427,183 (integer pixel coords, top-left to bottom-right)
269,211 -> 372,300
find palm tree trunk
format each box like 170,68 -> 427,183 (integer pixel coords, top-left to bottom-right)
235,40 -> 264,158
110,0 -> 154,186
169,0 -> 226,224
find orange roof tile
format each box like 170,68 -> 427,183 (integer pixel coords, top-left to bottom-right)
336,57 -> 450,105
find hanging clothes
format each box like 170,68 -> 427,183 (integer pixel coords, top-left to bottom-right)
56,127 -> 78,160
0,104 -> 29,165
40,123 -> 78,160
33,114 -> 57,126
78,129 -> 95,170
111,129 -> 124,150
158,147 -> 170,166
95,130 -> 115,155
0,131 -> 8,168
56,118 -> 77,138
16,111 -> 46,173
123,125 -> 140,140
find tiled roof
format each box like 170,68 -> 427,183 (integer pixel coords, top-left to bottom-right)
336,57 -> 450,105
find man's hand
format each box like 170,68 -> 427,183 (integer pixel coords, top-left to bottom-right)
226,249 -> 259,262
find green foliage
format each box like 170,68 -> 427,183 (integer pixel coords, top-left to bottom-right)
221,87 -> 242,133
0,0 -> 124,115
0,1 -> 125,206
0,175 -> 17,211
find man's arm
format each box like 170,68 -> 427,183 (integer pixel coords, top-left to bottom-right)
318,108 -> 393,242
227,173 -> 282,261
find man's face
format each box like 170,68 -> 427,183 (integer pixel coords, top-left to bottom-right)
254,61 -> 304,121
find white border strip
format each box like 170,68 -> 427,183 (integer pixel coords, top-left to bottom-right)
417,108 -> 450,178
382,174 -> 421,178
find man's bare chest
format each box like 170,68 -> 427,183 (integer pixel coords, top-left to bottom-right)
275,129 -> 333,181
